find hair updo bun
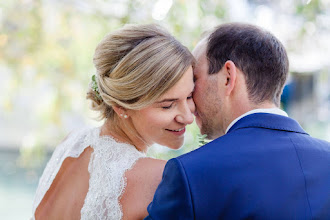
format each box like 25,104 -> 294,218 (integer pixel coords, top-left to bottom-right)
87,24 -> 193,120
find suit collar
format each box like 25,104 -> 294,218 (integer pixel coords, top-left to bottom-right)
225,108 -> 288,133
227,113 -> 308,135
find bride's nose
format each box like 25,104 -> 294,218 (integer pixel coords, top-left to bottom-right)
175,100 -> 195,124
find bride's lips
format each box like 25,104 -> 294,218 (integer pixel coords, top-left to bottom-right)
165,127 -> 186,136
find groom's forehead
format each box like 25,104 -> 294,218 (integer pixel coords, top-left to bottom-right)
192,38 -> 208,58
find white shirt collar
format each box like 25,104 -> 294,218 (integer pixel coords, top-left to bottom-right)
225,108 -> 288,134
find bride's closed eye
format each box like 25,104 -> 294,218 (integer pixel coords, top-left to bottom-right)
162,103 -> 173,109
162,94 -> 193,110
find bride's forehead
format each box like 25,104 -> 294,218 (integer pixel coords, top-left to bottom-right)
160,73 -> 194,98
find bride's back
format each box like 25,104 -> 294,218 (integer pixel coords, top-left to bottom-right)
35,147 -> 92,220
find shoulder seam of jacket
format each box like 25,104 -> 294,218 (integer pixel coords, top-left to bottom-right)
288,133 -> 313,217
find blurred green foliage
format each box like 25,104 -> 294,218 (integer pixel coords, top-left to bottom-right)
0,0 -> 329,167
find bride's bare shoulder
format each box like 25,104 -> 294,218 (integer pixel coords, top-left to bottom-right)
35,147 -> 93,220
129,157 -> 166,182
136,157 -> 166,172
120,157 -> 167,219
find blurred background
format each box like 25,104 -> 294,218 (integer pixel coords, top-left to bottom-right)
1,0 -> 329,218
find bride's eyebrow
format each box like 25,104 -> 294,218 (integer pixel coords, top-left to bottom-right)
156,87 -> 194,103
156,98 -> 178,103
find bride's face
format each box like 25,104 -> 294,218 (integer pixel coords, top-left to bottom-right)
128,66 -> 195,150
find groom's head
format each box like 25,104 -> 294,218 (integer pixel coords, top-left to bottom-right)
193,23 -> 289,139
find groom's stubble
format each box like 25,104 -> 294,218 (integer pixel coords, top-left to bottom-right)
196,76 -> 224,140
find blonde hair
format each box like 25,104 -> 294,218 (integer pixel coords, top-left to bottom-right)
87,24 -> 194,121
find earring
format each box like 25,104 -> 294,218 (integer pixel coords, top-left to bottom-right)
120,114 -> 123,117
124,115 -> 128,119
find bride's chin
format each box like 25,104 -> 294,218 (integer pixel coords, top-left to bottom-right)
165,140 -> 184,150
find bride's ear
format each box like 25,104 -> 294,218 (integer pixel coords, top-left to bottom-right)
113,106 -> 129,119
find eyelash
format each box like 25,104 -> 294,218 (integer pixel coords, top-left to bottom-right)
162,96 -> 193,110
162,105 -> 173,110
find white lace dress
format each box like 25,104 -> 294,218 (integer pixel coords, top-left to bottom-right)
31,127 -> 146,220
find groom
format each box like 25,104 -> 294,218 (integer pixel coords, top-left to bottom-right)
145,23 -> 330,219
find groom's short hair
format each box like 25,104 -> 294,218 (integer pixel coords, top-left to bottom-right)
206,23 -> 289,106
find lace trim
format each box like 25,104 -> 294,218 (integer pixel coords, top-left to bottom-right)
118,156 -> 144,219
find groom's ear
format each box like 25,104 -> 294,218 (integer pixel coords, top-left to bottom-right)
222,60 -> 237,96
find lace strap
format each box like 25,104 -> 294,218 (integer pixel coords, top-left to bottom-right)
80,132 -> 146,220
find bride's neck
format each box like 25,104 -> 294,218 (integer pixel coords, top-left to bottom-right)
100,119 -> 148,153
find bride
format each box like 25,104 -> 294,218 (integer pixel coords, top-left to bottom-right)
31,24 -> 195,219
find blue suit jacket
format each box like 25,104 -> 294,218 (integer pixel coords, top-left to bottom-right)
145,113 -> 330,219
